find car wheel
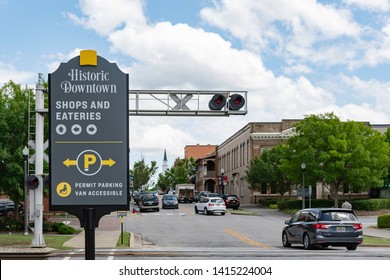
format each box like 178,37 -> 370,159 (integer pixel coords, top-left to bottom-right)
204,207 -> 208,215
221,212 -> 225,216
303,233 -> 313,250
346,244 -> 357,251
156,208 -> 159,212
194,206 -> 198,214
282,231 -> 291,247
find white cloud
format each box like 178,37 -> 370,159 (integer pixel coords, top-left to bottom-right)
343,0 -> 390,12
283,64 -> 312,75
108,21 -> 273,91
67,0 -> 147,36
338,74 -> 390,114
0,61 -> 35,86
200,0 -> 360,51
359,22 -> 390,67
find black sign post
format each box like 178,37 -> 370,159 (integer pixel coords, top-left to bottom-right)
49,50 -> 129,259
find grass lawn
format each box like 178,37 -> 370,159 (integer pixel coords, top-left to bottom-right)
0,231 -> 131,249
363,235 -> 390,245
116,231 -> 130,247
0,233 -> 74,250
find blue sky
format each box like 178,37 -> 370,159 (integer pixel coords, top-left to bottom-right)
1,0 -> 390,173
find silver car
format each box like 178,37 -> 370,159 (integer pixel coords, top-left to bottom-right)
194,197 -> 226,216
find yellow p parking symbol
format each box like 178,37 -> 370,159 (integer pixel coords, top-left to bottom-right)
84,154 -> 96,171
74,150 -> 103,176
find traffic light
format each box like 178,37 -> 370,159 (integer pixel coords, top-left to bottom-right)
209,93 -> 245,111
26,175 -> 39,190
209,94 -> 226,110
228,94 -> 245,110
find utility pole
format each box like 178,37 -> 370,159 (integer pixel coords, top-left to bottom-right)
31,74 -> 46,247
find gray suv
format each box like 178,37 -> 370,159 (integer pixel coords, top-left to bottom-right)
282,208 -> 363,250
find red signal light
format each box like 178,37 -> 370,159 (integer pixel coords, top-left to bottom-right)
209,94 -> 227,110
228,94 -> 245,110
26,175 -> 39,190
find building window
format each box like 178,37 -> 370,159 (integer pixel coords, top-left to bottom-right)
247,139 -> 250,164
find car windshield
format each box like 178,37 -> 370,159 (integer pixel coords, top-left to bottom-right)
164,195 -> 175,200
143,195 -> 157,201
210,199 -> 224,203
227,196 -> 237,200
318,211 -> 358,222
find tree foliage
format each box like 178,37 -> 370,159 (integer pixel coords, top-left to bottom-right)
282,112 -> 390,207
156,157 -> 196,191
130,159 -> 158,190
0,81 -> 31,207
245,145 -> 292,195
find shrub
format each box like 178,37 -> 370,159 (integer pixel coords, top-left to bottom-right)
378,214 -> 390,229
57,223 -> 76,234
0,214 -> 23,231
259,199 -> 280,207
351,199 -> 390,211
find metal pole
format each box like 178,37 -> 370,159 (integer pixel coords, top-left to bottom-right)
85,208 -> 96,260
121,218 -> 124,245
23,158 -> 29,236
31,74 -> 45,247
302,169 -> 305,209
301,163 -> 306,210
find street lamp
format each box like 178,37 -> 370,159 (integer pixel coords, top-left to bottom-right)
301,163 -> 306,209
220,168 -> 225,194
22,146 -> 29,236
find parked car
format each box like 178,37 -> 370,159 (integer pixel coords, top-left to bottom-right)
139,194 -> 159,212
194,197 -> 226,215
162,194 -> 179,209
195,191 -> 210,202
282,208 -> 363,250
219,194 -> 240,210
0,199 -> 21,217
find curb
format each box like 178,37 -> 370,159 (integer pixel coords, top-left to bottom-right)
130,232 -> 143,249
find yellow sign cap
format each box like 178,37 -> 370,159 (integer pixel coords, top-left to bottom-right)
80,50 -> 97,66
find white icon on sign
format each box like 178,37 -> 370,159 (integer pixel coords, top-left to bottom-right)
56,124 -> 67,135
86,124 -> 97,135
71,124 -> 82,135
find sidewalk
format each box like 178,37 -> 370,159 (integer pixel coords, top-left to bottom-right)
61,211 -> 129,249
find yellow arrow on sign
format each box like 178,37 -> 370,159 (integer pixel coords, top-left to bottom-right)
63,159 -> 77,167
102,158 -> 116,167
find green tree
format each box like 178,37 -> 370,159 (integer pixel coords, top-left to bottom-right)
0,81 -> 31,214
130,159 -> 158,190
245,145 -> 292,195
282,112 -> 390,207
156,157 -> 196,189
383,128 -> 390,187
245,156 -> 265,191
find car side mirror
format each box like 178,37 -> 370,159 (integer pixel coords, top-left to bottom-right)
285,220 -> 290,225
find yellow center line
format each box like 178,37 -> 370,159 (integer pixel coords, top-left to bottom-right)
224,228 -> 272,248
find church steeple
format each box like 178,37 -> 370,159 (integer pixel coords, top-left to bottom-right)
162,149 -> 168,174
